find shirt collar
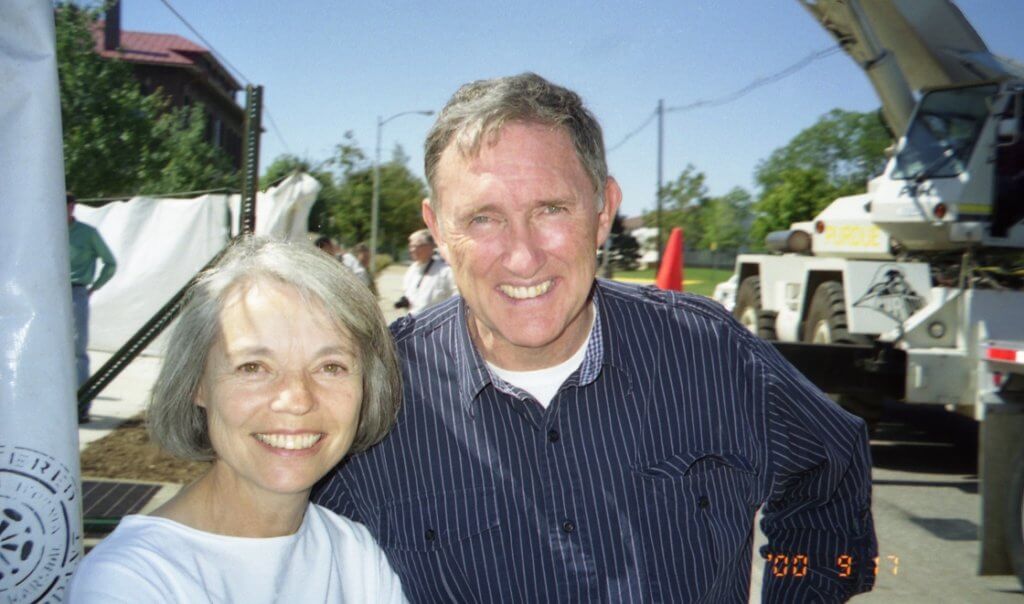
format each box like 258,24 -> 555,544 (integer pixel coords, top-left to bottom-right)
453,283 -> 606,417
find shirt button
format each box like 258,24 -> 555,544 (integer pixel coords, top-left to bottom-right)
424,528 -> 437,541
698,496 -> 711,510
561,520 -> 575,534
547,430 -> 560,443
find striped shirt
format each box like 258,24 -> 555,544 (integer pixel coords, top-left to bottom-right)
315,279 -> 877,602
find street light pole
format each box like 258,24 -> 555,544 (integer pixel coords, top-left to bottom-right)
369,109 -> 434,276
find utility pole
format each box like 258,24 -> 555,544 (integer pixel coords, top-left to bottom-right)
656,98 -> 664,267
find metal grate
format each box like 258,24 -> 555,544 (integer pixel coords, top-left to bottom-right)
83,480 -> 161,519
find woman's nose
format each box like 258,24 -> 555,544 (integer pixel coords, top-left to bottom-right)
271,373 -> 315,414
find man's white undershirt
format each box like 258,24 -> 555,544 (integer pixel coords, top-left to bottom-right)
486,304 -> 596,408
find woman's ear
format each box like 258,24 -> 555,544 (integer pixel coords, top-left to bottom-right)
194,383 -> 207,409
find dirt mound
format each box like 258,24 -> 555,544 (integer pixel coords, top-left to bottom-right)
80,416 -> 208,484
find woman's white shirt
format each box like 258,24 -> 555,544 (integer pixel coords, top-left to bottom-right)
69,503 -> 406,603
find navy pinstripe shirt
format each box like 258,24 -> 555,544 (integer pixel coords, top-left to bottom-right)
315,280 -> 877,602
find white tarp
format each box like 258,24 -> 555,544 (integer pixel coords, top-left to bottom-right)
78,172 -> 320,353
0,3 -> 83,601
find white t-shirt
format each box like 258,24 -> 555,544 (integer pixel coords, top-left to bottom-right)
339,252 -> 372,288
402,255 -> 457,314
486,305 -> 595,408
69,503 -> 406,603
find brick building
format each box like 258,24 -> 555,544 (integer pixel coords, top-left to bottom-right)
92,9 -> 244,169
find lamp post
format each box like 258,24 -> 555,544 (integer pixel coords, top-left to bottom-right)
370,109 -> 434,276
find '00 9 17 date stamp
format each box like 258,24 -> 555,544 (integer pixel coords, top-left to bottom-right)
764,552 -> 900,578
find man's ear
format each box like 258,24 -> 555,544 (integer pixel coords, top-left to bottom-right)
422,198 -> 451,263
596,177 -> 623,248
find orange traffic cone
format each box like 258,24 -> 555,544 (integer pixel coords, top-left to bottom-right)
656,227 -> 684,291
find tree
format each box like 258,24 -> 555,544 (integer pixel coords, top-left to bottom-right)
647,164 -> 710,247
701,187 -> 752,252
749,108 -> 892,247
56,4 -> 237,198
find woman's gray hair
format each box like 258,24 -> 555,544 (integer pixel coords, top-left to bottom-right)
148,236 -> 401,461
424,72 -> 608,210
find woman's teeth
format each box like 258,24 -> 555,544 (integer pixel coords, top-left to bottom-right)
254,433 -> 323,450
500,280 -> 552,300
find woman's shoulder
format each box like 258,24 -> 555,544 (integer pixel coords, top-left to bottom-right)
70,516 -> 184,602
308,503 -> 379,547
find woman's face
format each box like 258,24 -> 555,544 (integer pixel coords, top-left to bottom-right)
197,281 -> 363,499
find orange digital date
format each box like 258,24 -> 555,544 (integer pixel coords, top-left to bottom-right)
764,553 -> 899,578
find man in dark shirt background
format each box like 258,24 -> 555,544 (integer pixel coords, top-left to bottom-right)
317,73 -> 876,602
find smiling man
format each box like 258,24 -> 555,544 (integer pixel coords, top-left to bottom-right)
316,73 -> 877,602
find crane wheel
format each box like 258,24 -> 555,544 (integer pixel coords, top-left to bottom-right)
734,276 -> 776,340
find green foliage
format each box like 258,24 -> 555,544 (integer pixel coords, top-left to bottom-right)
56,4 -> 237,197
749,108 -> 892,247
139,105 -> 237,195
262,133 -> 428,256
644,165 -> 752,253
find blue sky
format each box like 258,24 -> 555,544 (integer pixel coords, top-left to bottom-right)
115,0 -> 1024,219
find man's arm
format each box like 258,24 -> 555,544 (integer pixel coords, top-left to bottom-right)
89,231 -> 117,292
756,339 -> 877,602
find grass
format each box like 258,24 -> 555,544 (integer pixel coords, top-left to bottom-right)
611,266 -> 733,298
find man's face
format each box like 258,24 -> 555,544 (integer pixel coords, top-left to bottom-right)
424,121 -> 620,370
408,239 -> 433,264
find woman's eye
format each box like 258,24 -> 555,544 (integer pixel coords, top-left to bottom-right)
238,362 -> 262,374
322,362 -> 348,376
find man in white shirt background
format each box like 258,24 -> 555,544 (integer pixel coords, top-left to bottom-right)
395,229 -> 457,314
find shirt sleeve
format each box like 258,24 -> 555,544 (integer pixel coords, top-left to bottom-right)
754,339 -> 878,602
89,231 -> 117,291
69,554 -> 170,603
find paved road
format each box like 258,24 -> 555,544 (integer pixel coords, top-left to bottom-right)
749,403 -> 1022,602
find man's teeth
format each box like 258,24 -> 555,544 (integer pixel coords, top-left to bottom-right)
254,433 -> 323,450
500,280 -> 552,300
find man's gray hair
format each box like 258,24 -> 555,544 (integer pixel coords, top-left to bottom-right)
409,228 -> 434,247
148,236 -> 401,461
425,72 -> 608,210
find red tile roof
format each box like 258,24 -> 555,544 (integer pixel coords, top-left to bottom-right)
92,21 -> 208,67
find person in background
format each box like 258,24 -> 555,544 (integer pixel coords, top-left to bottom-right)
394,229 -> 456,314
316,73 -> 876,602
69,237 -> 406,602
67,193 -> 116,423
314,235 -> 371,291
351,242 -> 377,296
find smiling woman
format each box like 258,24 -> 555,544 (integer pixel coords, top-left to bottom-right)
68,237 -> 407,603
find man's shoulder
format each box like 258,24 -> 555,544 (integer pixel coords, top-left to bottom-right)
389,296 -> 460,346
597,279 -> 750,337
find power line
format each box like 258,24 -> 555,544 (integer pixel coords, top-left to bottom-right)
156,0 -> 293,153
606,44 -> 842,154
157,0 -> 251,85
607,110 -> 658,153
667,45 -> 842,113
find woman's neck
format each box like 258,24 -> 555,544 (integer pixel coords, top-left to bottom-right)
150,463 -> 309,538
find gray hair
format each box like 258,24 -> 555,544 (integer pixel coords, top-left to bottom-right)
148,236 -> 401,461
424,72 -> 608,210
408,228 -> 434,247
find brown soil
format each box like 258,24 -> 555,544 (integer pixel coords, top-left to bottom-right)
80,416 -> 209,484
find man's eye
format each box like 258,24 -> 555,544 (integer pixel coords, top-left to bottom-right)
470,215 -> 492,225
544,204 -> 567,214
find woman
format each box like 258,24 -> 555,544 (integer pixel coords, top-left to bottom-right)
70,237 -> 406,602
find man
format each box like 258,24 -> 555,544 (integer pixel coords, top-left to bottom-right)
394,229 -> 456,314
67,193 -> 116,422
316,73 -> 876,602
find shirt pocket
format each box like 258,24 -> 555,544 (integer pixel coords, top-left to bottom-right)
631,450 -> 758,602
379,487 -> 500,552
378,487 -> 502,601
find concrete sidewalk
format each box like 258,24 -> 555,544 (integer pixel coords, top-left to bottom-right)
78,263 -> 412,451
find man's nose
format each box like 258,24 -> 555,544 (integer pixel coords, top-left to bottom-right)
503,223 -> 544,276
